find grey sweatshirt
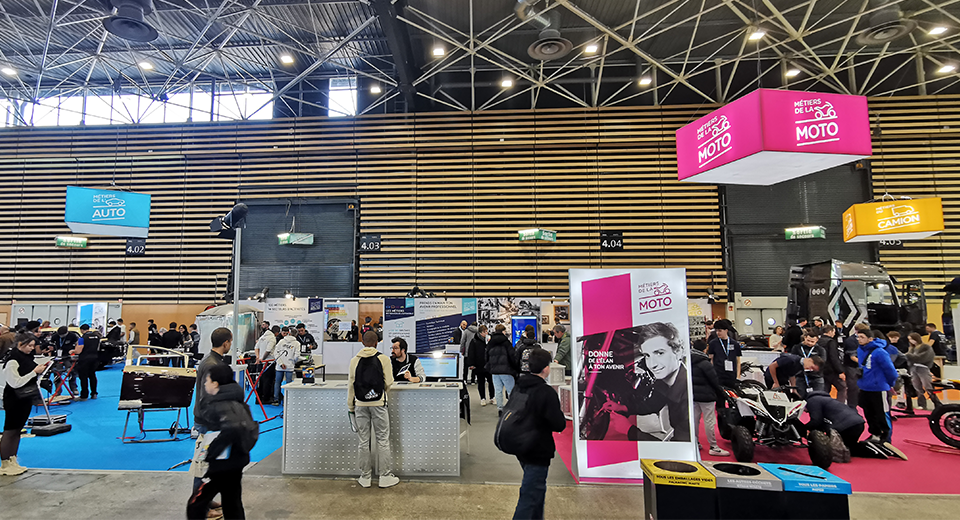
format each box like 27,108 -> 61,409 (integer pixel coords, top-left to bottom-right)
905,343 -> 935,368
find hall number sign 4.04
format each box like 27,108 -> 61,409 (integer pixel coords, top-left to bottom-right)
600,231 -> 624,252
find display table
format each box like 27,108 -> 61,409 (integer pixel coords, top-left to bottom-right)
282,381 -> 462,477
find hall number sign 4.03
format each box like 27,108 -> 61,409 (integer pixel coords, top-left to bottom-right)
360,234 -> 381,252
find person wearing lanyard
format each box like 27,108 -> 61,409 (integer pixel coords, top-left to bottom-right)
707,319 -> 741,387
790,331 -> 826,397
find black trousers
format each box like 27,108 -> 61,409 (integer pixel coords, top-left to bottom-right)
474,368 -> 494,400
76,358 -> 98,398
843,365 -> 860,409
187,470 -> 244,520
859,390 -> 889,439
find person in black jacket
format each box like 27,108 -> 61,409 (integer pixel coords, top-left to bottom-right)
842,323 -> 868,409
691,340 -> 729,456
789,331 -> 826,396
512,348 -> 566,520
515,325 -> 539,375
818,326 -> 847,405
484,324 -> 517,413
783,318 -> 806,352
467,325 -> 494,405
187,363 -> 258,520
70,324 -> 100,400
803,390 -> 899,459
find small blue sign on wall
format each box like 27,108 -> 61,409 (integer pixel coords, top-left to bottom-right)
65,186 -> 151,238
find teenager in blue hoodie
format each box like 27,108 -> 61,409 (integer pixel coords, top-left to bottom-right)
856,329 -> 898,445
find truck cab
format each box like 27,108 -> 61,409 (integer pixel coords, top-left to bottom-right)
788,259 -> 925,334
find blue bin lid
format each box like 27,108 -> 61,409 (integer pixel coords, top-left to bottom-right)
758,463 -> 851,495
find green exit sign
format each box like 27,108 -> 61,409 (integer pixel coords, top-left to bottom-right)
55,235 -> 88,248
278,233 -> 314,245
518,228 -> 557,242
785,226 -> 826,240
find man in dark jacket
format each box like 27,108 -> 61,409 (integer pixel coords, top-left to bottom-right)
707,319 -> 741,387
789,331 -> 826,396
467,325 -> 494,405
818,326 -> 846,404
187,363 -> 257,520
162,322 -> 183,350
484,324 -> 516,413
512,348 -> 566,520
783,318 -> 806,352
515,325 -> 539,375
190,327 -> 232,506
691,340 -> 729,456
804,391 -> 865,454
842,323 -> 868,409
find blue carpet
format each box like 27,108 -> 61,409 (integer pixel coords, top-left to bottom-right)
0,365 -> 283,471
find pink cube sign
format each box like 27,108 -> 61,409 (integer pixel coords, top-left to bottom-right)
676,89 -> 872,185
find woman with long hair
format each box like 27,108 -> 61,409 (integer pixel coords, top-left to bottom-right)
1,334 -> 50,475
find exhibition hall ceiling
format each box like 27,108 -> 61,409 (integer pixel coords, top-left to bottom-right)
1,0 -> 960,113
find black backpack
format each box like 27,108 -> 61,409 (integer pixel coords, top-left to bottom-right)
494,389 -> 538,455
354,355 -> 385,402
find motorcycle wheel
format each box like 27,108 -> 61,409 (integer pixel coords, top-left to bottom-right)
739,379 -> 767,393
808,430 -> 833,470
731,425 -> 755,463
929,403 -> 960,449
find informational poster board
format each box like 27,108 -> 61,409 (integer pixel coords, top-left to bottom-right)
383,298 -> 477,353
263,298 -> 324,335
687,299 -> 713,342
570,269 -> 697,480
76,302 -> 108,334
324,300 -> 359,339
477,297 -> 541,337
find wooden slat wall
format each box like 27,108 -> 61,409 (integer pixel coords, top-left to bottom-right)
0,104 -> 731,304
869,95 -> 960,300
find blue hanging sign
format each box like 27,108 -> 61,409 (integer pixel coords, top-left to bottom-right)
65,186 -> 151,238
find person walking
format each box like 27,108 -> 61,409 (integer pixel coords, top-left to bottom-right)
818,325 -> 847,404
72,324 -> 101,400
273,327 -> 300,405
515,325 -> 539,376
707,319 -> 742,387
186,363 -> 258,520
691,339 -> 729,456
467,325 -> 494,405
906,332 -> 940,410
189,327 -> 232,516
856,329 -> 899,446
348,331 -> 397,488
127,322 -> 141,346
1,334 -> 51,475
511,348 -> 566,520
552,324 -> 572,377
485,324 -> 517,414
460,322 -> 478,383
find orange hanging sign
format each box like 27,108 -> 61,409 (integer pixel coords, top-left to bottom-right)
843,197 -> 944,242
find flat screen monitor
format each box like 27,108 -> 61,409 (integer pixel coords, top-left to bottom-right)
417,353 -> 460,379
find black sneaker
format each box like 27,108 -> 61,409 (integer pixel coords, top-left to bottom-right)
91,394 -> 98,400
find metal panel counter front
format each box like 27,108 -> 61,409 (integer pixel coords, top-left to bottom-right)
282,381 -> 461,476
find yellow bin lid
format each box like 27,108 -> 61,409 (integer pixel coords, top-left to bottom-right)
640,459 -> 716,489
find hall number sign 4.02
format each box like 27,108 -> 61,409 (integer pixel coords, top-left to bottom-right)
600,232 -> 624,252
125,238 -> 146,256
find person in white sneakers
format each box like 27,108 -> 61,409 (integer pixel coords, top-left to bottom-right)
2,334 -> 51,476
690,339 -> 730,457
348,331 -> 397,489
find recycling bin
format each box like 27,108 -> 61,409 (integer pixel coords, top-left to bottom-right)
701,461 -> 784,519
759,463 -> 851,520
640,459 -> 717,520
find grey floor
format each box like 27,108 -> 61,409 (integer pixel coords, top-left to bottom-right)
246,381 -> 574,485
4,381 -> 960,519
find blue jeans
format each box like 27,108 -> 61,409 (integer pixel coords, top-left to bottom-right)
274,369 -> 293,403
492,374 -> 516,409
513,462 -> 549,520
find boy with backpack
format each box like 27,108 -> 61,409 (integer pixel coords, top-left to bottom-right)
348,331 -> 397,488
187,363 -> 259,520
495,348 -> 566,520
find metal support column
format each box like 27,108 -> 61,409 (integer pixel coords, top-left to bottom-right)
231,227 -> 241,361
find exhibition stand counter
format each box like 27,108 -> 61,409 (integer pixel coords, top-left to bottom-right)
282,380 -> 462,477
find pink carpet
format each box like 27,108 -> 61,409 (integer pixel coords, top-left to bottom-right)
553,412 -> 960,494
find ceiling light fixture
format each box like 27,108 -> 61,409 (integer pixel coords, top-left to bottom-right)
749,29 -> 766,41
584,44 -> 598,54
1,67 -> 15,76
138,61 -> 153,70
786,69 -> 801,78
371,84 -> 382,94
929,26 -> 948,35
501,78 -> 513,88
280,54 -> 294,64
432,46 -> 445,57
639,77 -> 652,86
938,64 -> 956,73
